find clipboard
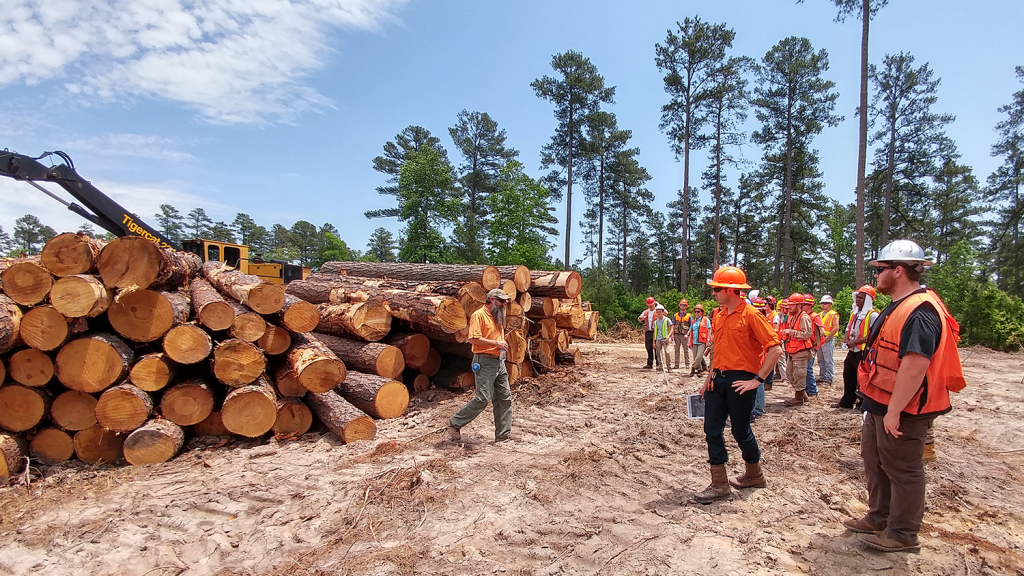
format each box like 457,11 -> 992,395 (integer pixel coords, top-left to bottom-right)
686,394 -> 705,420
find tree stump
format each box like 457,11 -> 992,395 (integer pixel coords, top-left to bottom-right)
272,398 -> 313,437
337,371 -> 409,419
97,237 -> 201,290
130,352 -> 178,392
316,302 -> 391,342
0,385 -> 51,432
221,376 -> 277,437
41,232 -> 105,277
315,333 -> 405,379
160,379 -> 216,426
1,258 -> 53,306
50,274 -> 112,318
194,411 -> 231,437
0,294 -> 24,354
211,339 -> 266,387
9,348 -> 54,387
73,424 -> 124,463
123,419 -> 185,465
0,433 -> 27,477
56,333 -> 134,393
190,277 -> 235,331
95,383 -> 154,433
30,427 -> 75,464
202,261 -> 285,315
306,390 -> 376,443
51,390 -> 98,431
383,332 -> 430,370
286,333 -> 347,393
257,323 -> 292,355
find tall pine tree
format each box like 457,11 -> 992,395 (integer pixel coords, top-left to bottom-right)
987,66 -> 1024,296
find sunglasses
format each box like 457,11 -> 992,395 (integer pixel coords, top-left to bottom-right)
873,265 -> 898,275
712,287 -> 725,293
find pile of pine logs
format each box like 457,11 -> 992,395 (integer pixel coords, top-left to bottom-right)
286,261 -> 594,395
0,233 -> 408,475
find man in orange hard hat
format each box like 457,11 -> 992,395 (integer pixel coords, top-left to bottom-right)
782,292 -> 814,406
638,296 -> 659,370
693,266 -> 782,504
843,239 -> 966,552
837,285 -> 879,410
673,299 -> 692,370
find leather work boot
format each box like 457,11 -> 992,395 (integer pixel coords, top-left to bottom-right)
693,464 -> 732,504
843,516 -> 886,534
447,423 -> 462,442
861,532 -> 921,553
730,461 -> 767,489
923,443 -> 937,462
784,390 -> 808,406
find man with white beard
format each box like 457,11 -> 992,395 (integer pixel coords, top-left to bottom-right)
448,289 -> 515,443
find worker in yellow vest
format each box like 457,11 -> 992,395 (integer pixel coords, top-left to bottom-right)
815,295 -> 841,386
673,299 -> 692,370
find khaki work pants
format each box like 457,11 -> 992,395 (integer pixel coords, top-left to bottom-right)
673,332 -> 690,368
787,350 -> 811,392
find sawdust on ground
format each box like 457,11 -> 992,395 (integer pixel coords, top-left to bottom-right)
0,342 -> 1022,575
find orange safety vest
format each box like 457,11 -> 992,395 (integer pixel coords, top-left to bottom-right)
810,312 -> 825,350
784,311 -> 814,354
764,309 -> 778,335
845,309 -> 877,352
857,290 -> 966,415
692,316 -> 711,344
675,311 -> 691,326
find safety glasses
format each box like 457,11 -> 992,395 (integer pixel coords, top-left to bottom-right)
873,265 -> 897,275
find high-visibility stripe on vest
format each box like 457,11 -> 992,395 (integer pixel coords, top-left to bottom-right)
846,309 -> 877,352
821,309 -> 839,337
857,290 -> 966,415
691,316 -> 711,344
784,311 -> 814,354
654,318 -> 670,340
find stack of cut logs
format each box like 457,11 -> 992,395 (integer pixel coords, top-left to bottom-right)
0,234 -> 404,475
285,261 -> 595,395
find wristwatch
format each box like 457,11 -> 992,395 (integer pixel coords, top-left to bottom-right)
754,375 -> 765,383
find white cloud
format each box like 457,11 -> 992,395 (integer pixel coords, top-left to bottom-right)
59,133 -> 197,163
1,0 -> 408,124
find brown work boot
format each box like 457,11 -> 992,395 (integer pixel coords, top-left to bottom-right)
447,423 -> 462,442
923,443 -> 937,462
861,532 -> 921,552
693,464 -> 732,504
784,390 -> 808,406
843,516 -> 885,534
730,461 -> 767,489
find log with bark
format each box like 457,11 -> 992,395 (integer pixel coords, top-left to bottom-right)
202,260 -> 285,315
431,366 -> 474,391
528,270 -> 583,299
97,237 -> 201,290
227,301 -> 266,342
306,389 -> 376,443
9,348 -> 54,387
272,364 -> 307,397
51,390 -> 98,431
107,288 -> 191,343
556,329 -> 571,353
0,433 -> 27,477
402,370 -> 431,394
162,322 -> 213,365
221,375 -> 277,437
581,301 -> 592,312
319,261 -> 502,290
554,303 -> 585,330
30,427 -> 75,464
0,357 -> 4,385
129,352 -> 178,392
0,294 -> 24,354
194,412 -> 231,437
73,424 -> 124,463
556,347 -> 583,365
190,277 -> 236,331
382,332 -> 430,370
41,232 -> 105,277
528,318 -> 557,340
516,290 -> 532,314
272,397 -> 313,437
268,294 -> 320,334
314,333 -> 405,379
211,339 -> 266,387
526,296 -> 556,318
1,258 -> 53,306
336,371 -> 409,419
123,419 -> 185,465
393,318 -> 468,344
428,340 -> 472,359
420,347 -> 441,377
0,385 -> 51,432
569,310 -> 599,340
257,323 -> 292,355
528,338 -> 557,373
315,301 -> 391,342
505,311 -> 527,333
95,382 -> 154,433
55,333 -> 134,393
495,265 -> 532,293
160,378 -> 216,426
286,333 -> 346,393
50,274 -> 112,318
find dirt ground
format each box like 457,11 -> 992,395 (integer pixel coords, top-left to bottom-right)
1,341 -> 1023,576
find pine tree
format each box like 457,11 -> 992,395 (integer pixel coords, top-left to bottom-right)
207,221 -> 236,243
604,151 -> 652,287
156,204 -> 185,244
365,227 -> 398,262
368,126 -> 450,219
532,51 -> 615,269
485,160 -> 558,269
987,66 -> 1024,296
184,207 -> 213,240
0,225 -> 12,256
930,155 -> 983,266
579,111 -> 632,269
395,147 -> 458,263
13,215 -> 57,255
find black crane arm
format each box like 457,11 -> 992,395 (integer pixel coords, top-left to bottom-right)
0,150 -> 179,251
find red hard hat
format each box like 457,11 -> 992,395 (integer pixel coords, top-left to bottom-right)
788,292 -> 805,304
752,297 -> 765,307
679,299 -> 688,306
646,297 -> 655,305
856,285 -> 877,299
803,293 -> 814,304
706,266 -> 751,289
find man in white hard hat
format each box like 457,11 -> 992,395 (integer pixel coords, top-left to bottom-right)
652,304 -> 675,372
815,295 -> 840,387
842,239 -> 966,553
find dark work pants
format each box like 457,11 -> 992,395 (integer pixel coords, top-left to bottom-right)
862,411 -> 935,543
839,350 -> 865,408
644,330 -> 656,367
704,371 -> 760,465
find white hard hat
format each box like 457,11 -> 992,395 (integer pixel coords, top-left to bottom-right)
655,304 -> 666,311
820,295 -> 833,304
870,239 -> 933,272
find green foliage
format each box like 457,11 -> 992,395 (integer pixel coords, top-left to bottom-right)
485,160 -> 557,269
207,221 -> 236,243
0,225 -> 12,255
12,215 -> 56,255
369,125 -> 449,209
395,147 -> 458,263
184,207 -> 213,240
319,233 -> 355,266
365,227 -> 398,262
156,204 -> 184,244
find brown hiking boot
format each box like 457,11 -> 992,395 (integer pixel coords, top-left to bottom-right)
730,461 -> 767,489
843,516 -> 885,534
784,390 -> 808,406
923,443 -> 937,462
861,532 -> 920,552
447,423 -> 462,442
693,464 -> 732,504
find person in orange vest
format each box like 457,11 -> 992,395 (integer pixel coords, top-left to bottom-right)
843,240 -> 966,552
688,304 -> 712,376
673,299 -> 692,370
804,294 -> 823,398
782,293 -> 814,406
816,295 -> 841,386
693,266 -> 782,504
836,286 -> 879,409
638,297 -> 659,370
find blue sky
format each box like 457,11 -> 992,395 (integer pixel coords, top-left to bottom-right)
1,0 -> 1021,264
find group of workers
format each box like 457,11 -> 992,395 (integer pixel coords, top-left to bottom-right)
639,239 -> 966,555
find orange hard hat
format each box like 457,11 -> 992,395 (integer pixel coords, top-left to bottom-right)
752,297 -> 765,308
788,292 -> 805,304
679,299 -> 688,307
707,266 -> 751,289
646,297 -> 655,305
856,285 -> 877,299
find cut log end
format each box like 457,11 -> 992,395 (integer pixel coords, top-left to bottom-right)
1,260 -> 54,306
258,324 -> 292,355
0,434 -> 28,477
56,334 -> 134,393
198,300 -> 235,331
246,284 -> 286,315
163,324 -> 213,365
9,348 -> 55,387
123,419 -> 185,465
20,306 -> 70,351
129,353 -> 178,392
221,378 -> 277,437
95,383 -> 154,433
108,289 -> 186,343
0,385 -> 50,432
51,275 -> 112,318
212,340 -> 267,387
273,398 -> 313,436
74,424 -> 125,463
30,427 -> 75,464
51,390 -> 98,431
194,412 -> 230,437
41,232 -> 103,277
160,380 -> 215,426
97,237 -> 163,289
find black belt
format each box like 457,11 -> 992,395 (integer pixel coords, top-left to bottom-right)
712,369 -> 756,381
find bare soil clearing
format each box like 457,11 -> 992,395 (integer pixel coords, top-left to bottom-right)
0,342 -> 1022,575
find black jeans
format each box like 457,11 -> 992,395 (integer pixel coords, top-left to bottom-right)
704,370 -> 760,465
644,330 -> 657,367
839,349 -> 865,408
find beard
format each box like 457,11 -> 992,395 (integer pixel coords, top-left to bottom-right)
877,273 -> 895,296
490,301 -> 506,328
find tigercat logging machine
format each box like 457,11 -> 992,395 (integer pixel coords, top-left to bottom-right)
0,149 -> 309,284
